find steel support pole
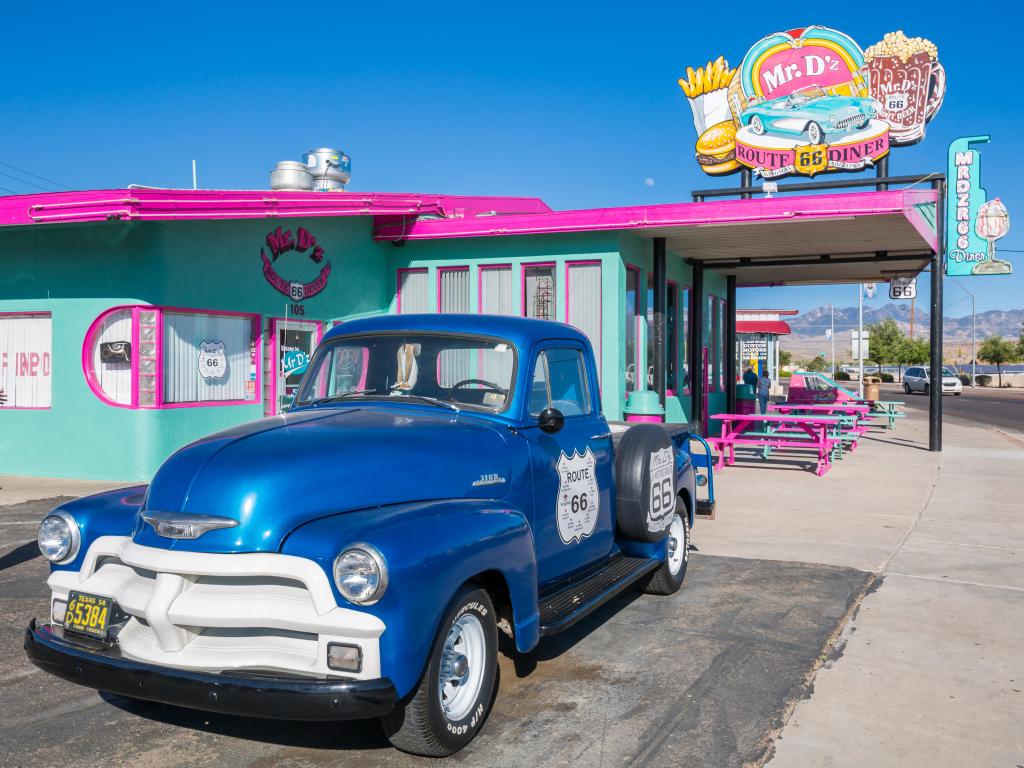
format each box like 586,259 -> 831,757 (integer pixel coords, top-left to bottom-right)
740,168 -> 753,200
929,179 -> 945,451
652,238 -> 667,406
690,261 -> 705,433
875,155 -> 890,191
725,275 -> 737,414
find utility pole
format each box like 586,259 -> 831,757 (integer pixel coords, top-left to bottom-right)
830,304 -> 835,376
858,284 -> 865,398
950,280 -> 976,387
909,295 -> 915,338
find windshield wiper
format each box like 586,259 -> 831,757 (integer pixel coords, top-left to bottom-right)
397,394 -> 460,412
306,389 -> 379,406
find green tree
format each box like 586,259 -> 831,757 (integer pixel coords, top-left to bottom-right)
865,318 -> 905,374
806,354 -> 827,372
779,349 -> 793,367
978,335 -> 1020,388
894,336 -> 929,380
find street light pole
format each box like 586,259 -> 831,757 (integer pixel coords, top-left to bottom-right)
858,284 -> 865,398
950,279 -> 976,387
830,304 -> 836,376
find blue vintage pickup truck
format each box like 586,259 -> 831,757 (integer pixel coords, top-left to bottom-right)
25,314 -> 714,756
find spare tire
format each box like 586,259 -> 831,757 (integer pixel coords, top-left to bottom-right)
614,424 -> 677,542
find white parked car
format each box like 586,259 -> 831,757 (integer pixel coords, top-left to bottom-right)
903,366 -> 962,396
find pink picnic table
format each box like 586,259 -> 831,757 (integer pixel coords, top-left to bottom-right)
769,402 -> 873,437
706,413 -> 840,477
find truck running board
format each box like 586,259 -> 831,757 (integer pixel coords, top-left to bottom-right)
538,555 -> 660,637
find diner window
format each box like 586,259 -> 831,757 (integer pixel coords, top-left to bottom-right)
523,264 -> 556,320
163,311 -> 259,405
438,267 -> 470,314
625,265 -> 640,393
707,296 -> 718,391
0,313 -> 52,408
566,262 -> 602,379
479,265 -> 514,315
645,276 -> 677,391
86,308 -> 133,405
718,297 -> 727,390
397,268 -> 432,313
529,348 -> 591,417
680,286 -> 690,392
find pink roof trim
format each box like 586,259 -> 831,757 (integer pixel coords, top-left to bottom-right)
0,188 -> 551,227
737,309 -> 800,316
373,189 -> 940,252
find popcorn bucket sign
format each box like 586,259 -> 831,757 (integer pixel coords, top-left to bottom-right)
678,26 -> 945,179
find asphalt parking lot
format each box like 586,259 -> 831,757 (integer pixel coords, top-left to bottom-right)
0,496 -> 869,768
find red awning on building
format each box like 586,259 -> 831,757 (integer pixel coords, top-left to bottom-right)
736,320 -> 791,335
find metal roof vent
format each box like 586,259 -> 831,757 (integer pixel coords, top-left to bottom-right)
270,161 -> 313,191
303,148 -> 351,192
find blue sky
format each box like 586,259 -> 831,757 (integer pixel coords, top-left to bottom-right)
1,0 -> 1019,318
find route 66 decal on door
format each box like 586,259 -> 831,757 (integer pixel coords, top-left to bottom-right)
556,448 -> 599,544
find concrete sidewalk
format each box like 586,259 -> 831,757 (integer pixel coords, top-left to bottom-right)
696,405 -> 1024,766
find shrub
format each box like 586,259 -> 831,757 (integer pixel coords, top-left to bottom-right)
778,370 -> 792,378
958,374 -> 971,385
877,372 -> 894,383
977,375 -> 992,387
834,371 -> 851,381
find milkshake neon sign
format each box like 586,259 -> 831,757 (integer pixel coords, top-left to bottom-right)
260,225 -> 332,302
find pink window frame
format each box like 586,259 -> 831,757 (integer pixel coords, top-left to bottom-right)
718,296 -> 728,391
565,259 -> 602,369
436,266 -> 471,314
679,285 -> 691,395
477,263 -> 513,315
266,317 -> 324,416
396,267 -> 429,314
1,310 -> 53,410
707,294 -> 721,393
521,261 -> 557,319
624,263 -> 642,394
666,279 -> 679,395
82,304 -> 262,410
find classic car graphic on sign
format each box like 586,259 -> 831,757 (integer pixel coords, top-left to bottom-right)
741,87 -> 881,145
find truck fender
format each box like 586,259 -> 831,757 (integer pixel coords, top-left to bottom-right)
44,485 -> 148,573
282,500 -> 539,698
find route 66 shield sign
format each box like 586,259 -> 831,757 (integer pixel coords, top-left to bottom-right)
795,143 -> 829,177
556,448 -> 599,544
198,340 -> 228,380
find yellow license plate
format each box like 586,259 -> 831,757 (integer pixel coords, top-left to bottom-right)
64,591 -> 112,638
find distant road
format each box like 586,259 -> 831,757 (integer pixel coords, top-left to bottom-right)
882,383 -> 1024,433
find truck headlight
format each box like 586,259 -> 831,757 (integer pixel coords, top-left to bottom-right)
333,544 -> 388,604
38,511 -> 80,564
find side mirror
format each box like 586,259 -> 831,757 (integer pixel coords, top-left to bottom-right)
538,407 -> 565,434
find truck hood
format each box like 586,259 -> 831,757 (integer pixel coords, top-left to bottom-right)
135,405 -> 513,553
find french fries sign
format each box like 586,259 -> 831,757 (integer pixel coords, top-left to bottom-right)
678,26 -> 946,179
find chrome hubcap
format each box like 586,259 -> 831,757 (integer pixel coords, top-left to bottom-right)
438,613 -> 486,721
668,514 -> 686,575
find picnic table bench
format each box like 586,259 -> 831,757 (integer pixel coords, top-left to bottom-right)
705,413 -> 843,476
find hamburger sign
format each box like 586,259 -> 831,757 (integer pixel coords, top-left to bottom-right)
679,26 -> 945,179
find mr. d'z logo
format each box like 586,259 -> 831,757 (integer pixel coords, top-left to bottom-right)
260,226 -> 332,312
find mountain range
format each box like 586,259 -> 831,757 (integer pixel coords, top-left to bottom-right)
779,303 -> 1023,361
787,304 -> 1024,341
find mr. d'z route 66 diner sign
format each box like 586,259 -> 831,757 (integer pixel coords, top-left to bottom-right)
260,225 -> 332,311
678,26 -> 945,179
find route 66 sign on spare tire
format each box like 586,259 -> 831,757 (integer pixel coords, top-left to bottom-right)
614,425 -> 675,543
556,448 -> 599,544
198,340 -> 227,380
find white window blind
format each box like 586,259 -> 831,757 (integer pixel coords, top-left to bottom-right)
90,309 -> 133,404
0,315 -> 51,408
567,263 -> 601,379
439,268 -> 470,314
479,267 -> 513,315
398,269 -> 432,313
524,265 -> 556,320
163,312 -> 254,404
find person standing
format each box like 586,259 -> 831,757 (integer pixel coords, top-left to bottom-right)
742,367 -> 758,388
757,369 -> 771,414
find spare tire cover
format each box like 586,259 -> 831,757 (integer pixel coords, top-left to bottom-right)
614,424 -> 676,542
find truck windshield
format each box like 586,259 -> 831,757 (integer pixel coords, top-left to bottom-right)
293,333 -> 516,412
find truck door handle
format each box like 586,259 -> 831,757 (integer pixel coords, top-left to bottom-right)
590,432 -> 612,440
